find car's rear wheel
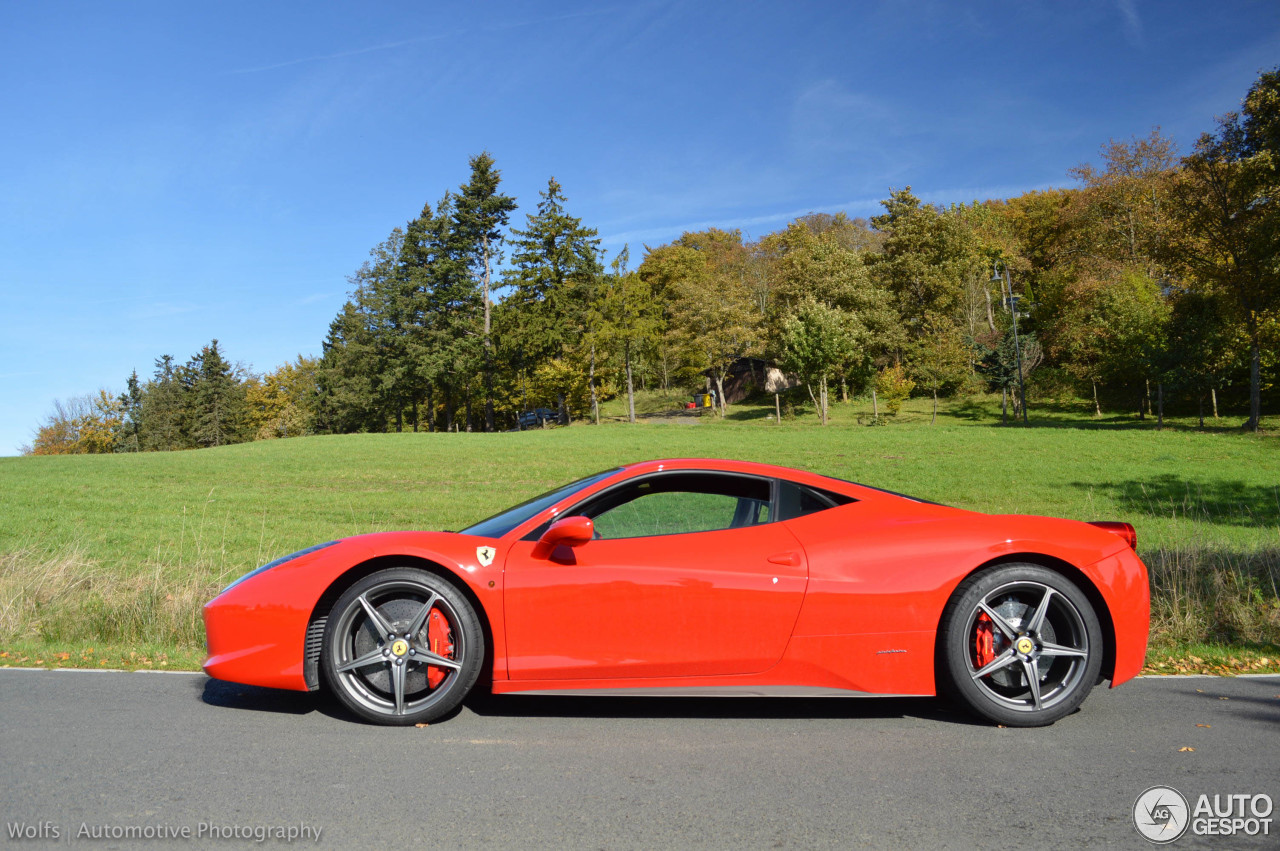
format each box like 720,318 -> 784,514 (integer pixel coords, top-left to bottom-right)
940,564 -> 1103,727
322,568 -> 483,725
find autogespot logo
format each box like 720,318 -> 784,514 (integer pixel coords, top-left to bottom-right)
1134,786 -> 1275,843
1134,786 -> 1190,844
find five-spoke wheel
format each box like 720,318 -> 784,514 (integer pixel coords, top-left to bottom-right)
322,568 -> 483,725
941,564 -> 1103,727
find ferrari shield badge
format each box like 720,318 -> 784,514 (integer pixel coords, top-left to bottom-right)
476,546 -> 495,567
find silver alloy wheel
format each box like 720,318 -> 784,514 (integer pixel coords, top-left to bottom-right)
328,575 -> 469,720
964,579 -> 1091,714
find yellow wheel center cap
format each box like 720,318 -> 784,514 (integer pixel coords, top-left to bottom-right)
1016,637 -> 1035,655
390,639 -> 409,657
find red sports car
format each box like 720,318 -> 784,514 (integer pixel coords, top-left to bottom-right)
203,458 -> 1149,727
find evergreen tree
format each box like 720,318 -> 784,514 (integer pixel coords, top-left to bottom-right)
500,177 -> 603,416
452,152 -> 517,431
139,355 -> 188,451
187,340 -> 246,448
114,370 -> 143,452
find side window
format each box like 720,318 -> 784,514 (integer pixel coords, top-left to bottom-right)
595,491 -> 742,538
776,481 -> 856,521
576,472 -> 773,540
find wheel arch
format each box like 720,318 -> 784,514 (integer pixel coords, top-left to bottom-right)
303,555 -> 495,692
936,552 -> 1118,687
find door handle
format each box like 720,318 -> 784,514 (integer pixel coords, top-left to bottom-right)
767,552 -> 801,567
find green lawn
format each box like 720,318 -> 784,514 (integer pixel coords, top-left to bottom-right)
2,393 -> 1277,671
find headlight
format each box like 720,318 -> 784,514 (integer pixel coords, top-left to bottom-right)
221,540 -> 339,592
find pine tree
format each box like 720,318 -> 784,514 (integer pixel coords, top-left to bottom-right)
500,177 -> 603,414
114,370 -> 143,452
453,152 -> 517,431
187,340 -> 245,448
140,355 -> 188,451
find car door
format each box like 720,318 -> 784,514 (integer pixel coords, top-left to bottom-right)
502,472 -> 809,681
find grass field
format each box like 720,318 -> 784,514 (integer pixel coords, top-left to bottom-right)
2,393 -> 1277,673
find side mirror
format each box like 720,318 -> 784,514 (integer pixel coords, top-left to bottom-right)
532,515 -> 594,559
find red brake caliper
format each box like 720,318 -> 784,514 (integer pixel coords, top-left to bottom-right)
425,608 -> 455,689
974,612 -> 996,669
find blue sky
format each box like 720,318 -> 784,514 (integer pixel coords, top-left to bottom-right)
1,1 -> 1277,454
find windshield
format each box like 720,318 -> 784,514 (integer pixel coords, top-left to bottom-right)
459,468 -> 622,539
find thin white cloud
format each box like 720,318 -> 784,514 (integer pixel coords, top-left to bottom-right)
227,35 -> 448,75
1117,0 -> 1144,48
602,181 -> 1067,247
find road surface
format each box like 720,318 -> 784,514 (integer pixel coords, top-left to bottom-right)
2,669 -> 1276,849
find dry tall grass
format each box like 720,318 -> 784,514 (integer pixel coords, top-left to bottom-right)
1145,545 -> 1280,646
0,548 -> 219,648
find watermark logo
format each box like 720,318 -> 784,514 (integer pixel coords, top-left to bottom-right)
1134,787 -> 1274,843
1134,786 -> 1190,844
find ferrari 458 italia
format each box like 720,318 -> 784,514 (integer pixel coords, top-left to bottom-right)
204,458 -> 1149,727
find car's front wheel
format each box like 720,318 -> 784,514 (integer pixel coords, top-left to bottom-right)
322,568 -> 483,725
940,564 -> 1103,727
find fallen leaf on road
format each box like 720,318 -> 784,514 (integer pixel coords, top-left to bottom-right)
415,723 -> 430,728
1179,747 -> 1196,752
1196,724 -> 1211,728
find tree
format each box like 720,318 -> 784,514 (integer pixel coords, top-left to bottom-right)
642,230 -> 762,415
114,370 -> 143,452
870,188 -> 981,338
1068,129 -> 1178,278
1169,68 -> 1280,431
139,355 -> 188,451
761,222 -> 899,402
591,249 -> 663,423
500,177 -> 603,419
187,340 -> 246,448
27,393 -> 121,455
453,152 -> 517,432
776,298 -> 856,425
246,356 -> 319,439
909,313 -> 971,424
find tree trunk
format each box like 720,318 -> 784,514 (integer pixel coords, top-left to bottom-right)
806,382 -> 821,424
984,285 -> 996,334
1145,379 -> 1152,419
1212,387 -> 1219,419
1156,382 -> 1164,431
1092,380 -> 1101,417
931,385 -> 938,425
395,407 -> 403,433
557,393 -> 568,426
714,373 -> 727,417
411,400 -> 418,433
1002,387 -> 1008,425
589,344 -> 599,426
1198,394 -> 1204,429
872,387 -> 879,419
1246,319 -> 1261,432
775,393 -> 781,424
625,343 -> 636,424
482,235 -> 495,433
426,389 -> 434,432
820,376 -> 829,426
840,377 -> 848,404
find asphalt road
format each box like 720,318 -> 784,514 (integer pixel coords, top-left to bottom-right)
2,669 -> 1277,850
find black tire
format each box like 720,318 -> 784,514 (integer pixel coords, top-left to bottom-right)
322,568 -> 484,725
939,564 -> 1103,727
